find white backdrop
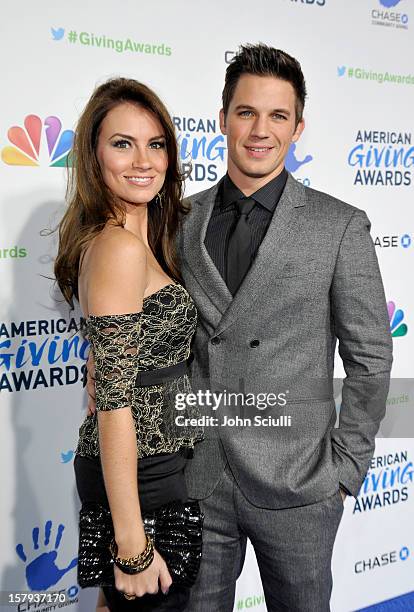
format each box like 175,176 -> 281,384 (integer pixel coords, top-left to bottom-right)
1,1 -> 413,611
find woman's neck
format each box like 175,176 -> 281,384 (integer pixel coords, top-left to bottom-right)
123,202 -> 149,246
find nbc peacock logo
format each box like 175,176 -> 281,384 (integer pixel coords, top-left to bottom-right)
1,114 -> 74,167
388,301 -> 408,338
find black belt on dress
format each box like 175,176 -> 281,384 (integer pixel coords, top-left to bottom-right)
135,354 -> 193,388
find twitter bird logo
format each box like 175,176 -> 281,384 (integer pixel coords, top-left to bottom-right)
60,450 -> 74,464
51,27 -> 65,41
337,66 -> 346,77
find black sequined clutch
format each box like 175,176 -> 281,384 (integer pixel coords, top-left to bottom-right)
77,500 -> 203,588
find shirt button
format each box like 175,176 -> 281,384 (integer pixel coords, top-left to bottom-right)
211,337 -> 221,345
250,339 -> 260,348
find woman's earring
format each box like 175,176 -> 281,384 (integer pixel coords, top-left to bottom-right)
156,191 -> 164,208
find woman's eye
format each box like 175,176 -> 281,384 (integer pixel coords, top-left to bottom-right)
112,139 -> 130,148
150,141 -> 166,149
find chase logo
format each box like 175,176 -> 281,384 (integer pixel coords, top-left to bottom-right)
373,234 -> 412,249
16,521 -> 78,590
388,301 -> 408,337
400,546 -> 410,560
354,546 -> 409,574
1,115 -> 74,167
372,0 -> 408,29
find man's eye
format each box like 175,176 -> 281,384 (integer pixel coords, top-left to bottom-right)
112,139 -> 130,148
273,113 -> 287,120
239,110 -> 253,117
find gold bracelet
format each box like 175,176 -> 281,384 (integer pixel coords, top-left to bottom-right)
109,535 -> 154,574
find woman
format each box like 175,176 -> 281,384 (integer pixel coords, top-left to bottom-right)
55,78 -> 203,611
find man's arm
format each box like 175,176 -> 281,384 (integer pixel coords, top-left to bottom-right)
330,209 -> 393,498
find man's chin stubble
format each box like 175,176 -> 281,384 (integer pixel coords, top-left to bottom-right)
240,168 -> 278,179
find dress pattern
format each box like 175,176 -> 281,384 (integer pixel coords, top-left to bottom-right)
76,283 -> 203,458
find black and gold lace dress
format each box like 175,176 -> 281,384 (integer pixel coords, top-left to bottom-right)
74,282 -> 203,513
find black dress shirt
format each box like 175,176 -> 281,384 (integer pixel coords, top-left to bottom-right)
204,169 -> 288,287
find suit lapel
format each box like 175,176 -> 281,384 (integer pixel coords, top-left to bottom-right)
183,174 -> 308,335
183,179 -> 233,316
215,174 -> 308,335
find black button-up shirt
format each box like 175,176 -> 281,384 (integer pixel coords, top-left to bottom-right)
204,169 -> 288,286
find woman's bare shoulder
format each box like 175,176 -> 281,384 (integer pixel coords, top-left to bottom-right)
96,225 -> 146,259
83,226 -> 147,275
81,227 -> 148,316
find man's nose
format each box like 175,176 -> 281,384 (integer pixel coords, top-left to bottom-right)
250,115 -> 270,139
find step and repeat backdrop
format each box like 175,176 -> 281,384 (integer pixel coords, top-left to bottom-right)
1,1 -> 413,611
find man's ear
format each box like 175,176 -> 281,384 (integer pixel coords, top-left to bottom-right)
219,108 -> 227,135
292,117 -> 305,143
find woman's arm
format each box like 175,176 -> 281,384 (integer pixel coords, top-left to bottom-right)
87,229 -> 147,552
85,228 -> 171,596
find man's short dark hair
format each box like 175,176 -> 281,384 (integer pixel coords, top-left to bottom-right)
222,43 -> 307,125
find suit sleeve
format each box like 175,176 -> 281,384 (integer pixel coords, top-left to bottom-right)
330,210 -> 393,497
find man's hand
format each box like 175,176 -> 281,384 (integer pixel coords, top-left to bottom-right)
86,351 -> 97,416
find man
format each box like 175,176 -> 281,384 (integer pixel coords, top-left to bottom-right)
179,44 -> 392,611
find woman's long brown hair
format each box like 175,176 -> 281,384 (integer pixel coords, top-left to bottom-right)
54,78 -> 188,307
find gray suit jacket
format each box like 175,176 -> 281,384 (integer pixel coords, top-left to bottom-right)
179,174 -> 392,509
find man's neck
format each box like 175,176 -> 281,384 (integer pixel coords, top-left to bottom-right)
227,165 -> 286,197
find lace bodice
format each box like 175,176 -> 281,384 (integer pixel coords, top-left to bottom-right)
76,283 -> 203,458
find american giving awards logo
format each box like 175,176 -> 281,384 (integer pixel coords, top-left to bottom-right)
353,450 -> 413,513
1,114 -> 74,167
347,129 -> 413,186
0,317 -> 87,392
173,116 -> 226,183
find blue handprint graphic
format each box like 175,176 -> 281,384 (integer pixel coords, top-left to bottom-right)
285,143 -> 313,173
16,520 -> 78,590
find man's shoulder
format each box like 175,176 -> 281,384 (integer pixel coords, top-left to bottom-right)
299,180 -> 367,223
183,182 -> 220,208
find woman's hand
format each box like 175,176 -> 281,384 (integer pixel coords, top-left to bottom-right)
114,549 -> 172,598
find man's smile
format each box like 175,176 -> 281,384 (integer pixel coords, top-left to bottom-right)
245,145 -> 275,158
